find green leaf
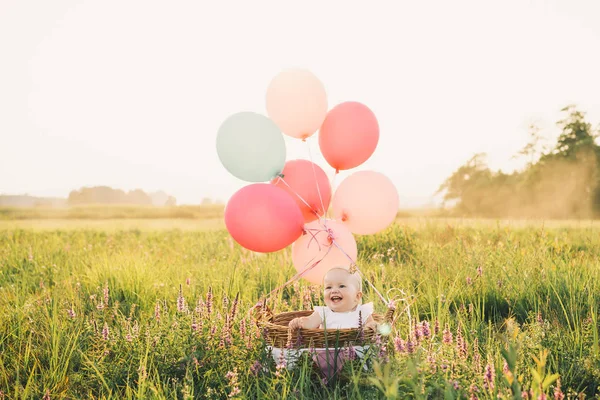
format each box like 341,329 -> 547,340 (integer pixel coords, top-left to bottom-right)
542,373 -> 560,390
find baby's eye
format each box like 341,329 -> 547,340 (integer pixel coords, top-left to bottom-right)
340,285 -> 346,288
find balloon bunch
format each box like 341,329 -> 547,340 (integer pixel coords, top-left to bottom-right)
217,68 -> 399,285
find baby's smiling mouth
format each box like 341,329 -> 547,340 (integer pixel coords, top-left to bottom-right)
330,295 -> 343,303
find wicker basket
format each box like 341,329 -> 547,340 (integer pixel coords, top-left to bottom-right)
254,305 -> 395,349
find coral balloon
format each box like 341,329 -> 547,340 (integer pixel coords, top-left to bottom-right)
216,112 -> 286,182
225,184 -> 304,253
266,68 -> 328,139
292,220 -> 357,285
332,171 -> 399,235
271,159 -> 331,223
319,102 -> 379,171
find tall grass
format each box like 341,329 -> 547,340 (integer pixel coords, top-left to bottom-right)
1,222 -> 599,398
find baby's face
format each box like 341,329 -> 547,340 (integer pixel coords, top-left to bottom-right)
323,269 -> 362,312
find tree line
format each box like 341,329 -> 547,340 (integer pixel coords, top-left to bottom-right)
68,187 -> 176,206
438,105 -> 600,218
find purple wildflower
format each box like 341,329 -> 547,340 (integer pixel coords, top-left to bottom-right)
195,298 -> 204,315
427,354 -> 436,372
375,334 -> 388,361
357,310 -> 364,342
225,368 -> 241,398
554,379 -> 564,400
222,293 -> 229,310
67,307 -> 76,319
240,318 -> 247,339
206,287 -> 213,316
393,336 -> 406,353
477,265 -> 483,277
469,384 -> 479,400
413,321 -> 423,343
406,339 -> 415,354
434,319 -> 440,335
250,360 -> 262,376
102,322 -> 109,341
275,351 -> 287,376
303,289 -> 312,310
421,321 -> 431,339
466,276 -> 473,285
230,292 -> 239,321
177,284 -> 187,313
346,344 -> 357,361
484,361 -> 495,392
456,325 -> 467,358
103,281 -> 109,306
473,338 -> 481,372
443,323 -> 453,344
154,301 -> 161,322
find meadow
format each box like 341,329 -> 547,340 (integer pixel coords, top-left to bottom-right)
1,211 -> 600,399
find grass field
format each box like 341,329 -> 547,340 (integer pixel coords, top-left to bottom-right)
1,214 -> 600,399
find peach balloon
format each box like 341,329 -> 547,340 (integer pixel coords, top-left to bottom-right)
332,171 -> 399,235
292,220 -> 357,285
266,69 -> 328,139
319,102 -> 379,171
271,159 -> 331,223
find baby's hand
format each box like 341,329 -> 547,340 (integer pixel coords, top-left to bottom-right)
288,317 -> 305,330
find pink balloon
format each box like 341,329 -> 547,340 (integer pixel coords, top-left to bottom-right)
292,220 -> 357,285
319,102 -> 379,171
266,69 -> 328,139
271,159 -> 331,223
332,171 -> 399,235
225,184 -> 304,253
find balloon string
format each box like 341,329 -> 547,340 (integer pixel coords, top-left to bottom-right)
304,227 -> 325,252
275,176 -> 325,223
259,245 -> 334,304
330,170 -> 338,193
329,238 -> 390,306
305,139 -> 328,223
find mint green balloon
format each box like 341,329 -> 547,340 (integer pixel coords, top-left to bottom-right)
217,112 -> 286,182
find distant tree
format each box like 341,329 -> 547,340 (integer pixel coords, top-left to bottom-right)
438,105 -> 600,218
126,189 -> 152,205
165,196 -> 177,206
550,105 -> 598,160
513,123 -> 547,167
67,186 -> 165,206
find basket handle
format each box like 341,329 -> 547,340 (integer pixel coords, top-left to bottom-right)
249,300 -> 274,324
383,303 -> 396,324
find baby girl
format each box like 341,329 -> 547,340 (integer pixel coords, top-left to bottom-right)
288,267 -> 378,331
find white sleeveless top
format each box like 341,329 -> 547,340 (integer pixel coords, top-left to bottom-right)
313,302 -> 374,329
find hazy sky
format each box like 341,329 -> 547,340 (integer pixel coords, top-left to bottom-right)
1,0 -> 599,206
